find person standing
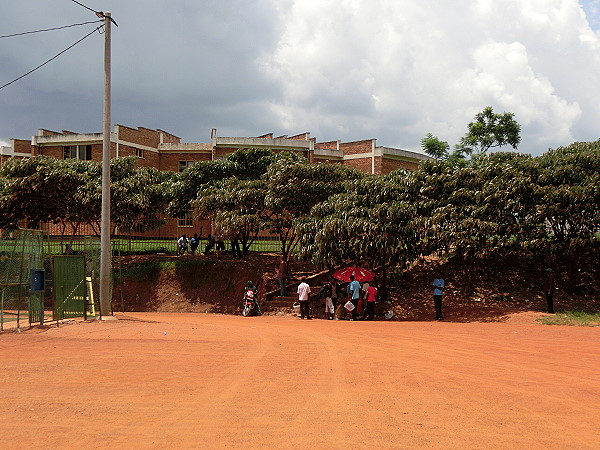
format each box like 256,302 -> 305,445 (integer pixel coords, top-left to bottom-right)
363,282 -> 378,320
205,234 -> 215,254
432,272 -> 445,320
361,281 -> 370,301
320,280 -> 334,320
231,232 -> 242,258
544,268 -> 556,314
189,233 -> 199,255
348,275 -> 361,320
330,278 -> 338,313
297,277 -> 311,320
214,233 -> 225,259
378,281 -> 388,303
277,256 -> 288,297
357,281 -> 369,317
335,282 -> 347,320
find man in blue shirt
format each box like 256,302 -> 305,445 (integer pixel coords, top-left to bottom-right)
347,275 -> 361,320
432,271 -> 445,320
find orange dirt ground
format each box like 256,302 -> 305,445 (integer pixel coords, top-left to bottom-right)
1,312 -> 599,449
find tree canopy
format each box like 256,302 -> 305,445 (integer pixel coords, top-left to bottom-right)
0,138 -> 597,285
0,156 -> 172,239
422,106 -> 522,166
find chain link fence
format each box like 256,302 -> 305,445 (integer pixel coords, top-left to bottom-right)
1,229 -> 102,330
0,229 -> 45,330
1,220 -> 284,330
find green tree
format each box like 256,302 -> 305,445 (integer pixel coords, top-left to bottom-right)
105,158 -> 175,234
413,152 -> 541,288
168,148 -> 274,218
296,170 -> 420,271
532,140 -> 600,284
193,178 -> 266,255
0,156 -> 93,238
455,106 -> 521,156
168,159 -> 235,218
181,149 -> 275,255
0,156 -> 174,244
265,153 -> 364,259
421,133 -> 450,160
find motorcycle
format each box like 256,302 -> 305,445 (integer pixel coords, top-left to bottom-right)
242,288 -> 259,316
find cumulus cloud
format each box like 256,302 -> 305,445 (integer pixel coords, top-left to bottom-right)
1,0 -> 598,156
262,0 -> 600,154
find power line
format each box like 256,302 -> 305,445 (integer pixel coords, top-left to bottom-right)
70,0 -> 100,15
0,24 -> 104,91
0,20 -> 102,39
69,0 -> 119,27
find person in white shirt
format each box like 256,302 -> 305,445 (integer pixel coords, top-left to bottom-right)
297,277 -> 312,320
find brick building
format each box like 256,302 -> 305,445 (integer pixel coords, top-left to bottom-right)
0,125 -> 431,237
1,124 -> 431,173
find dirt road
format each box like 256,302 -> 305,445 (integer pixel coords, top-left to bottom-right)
1,312 -> 598,449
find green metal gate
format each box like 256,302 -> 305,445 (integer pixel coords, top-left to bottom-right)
53,255 -> 87,319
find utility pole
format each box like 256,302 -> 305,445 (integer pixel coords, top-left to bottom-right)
99,11 -> 113,319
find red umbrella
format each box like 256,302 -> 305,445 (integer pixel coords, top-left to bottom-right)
333,266 -> 375,282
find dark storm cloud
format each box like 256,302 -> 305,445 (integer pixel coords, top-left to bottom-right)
1,0 -> 282,143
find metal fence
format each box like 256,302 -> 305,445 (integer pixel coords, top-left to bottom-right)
0,230 -> 101,331
112,234 -> 282,255
40,218 -> 285,255
0,229 -> 45,330
1,225 -> 285,330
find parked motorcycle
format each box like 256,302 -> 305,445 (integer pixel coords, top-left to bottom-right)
242,286 -> 260,316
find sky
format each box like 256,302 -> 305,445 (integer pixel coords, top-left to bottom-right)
1,0 -> 599,156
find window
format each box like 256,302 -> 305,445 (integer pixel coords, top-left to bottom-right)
63,145 -> 92,160
136,148 -> 144,158
178,211 -> 193,227
179,160 -> 195,172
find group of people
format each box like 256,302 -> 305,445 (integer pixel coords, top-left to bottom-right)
263,254 -> 558,321
176,233 -> 201,256
296,275 -> 384,321
177,232 -> 232,257
294,271 -> 447,321
279,266 -> 557,321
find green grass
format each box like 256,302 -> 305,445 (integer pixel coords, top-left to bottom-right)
537,311 -> 600,327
